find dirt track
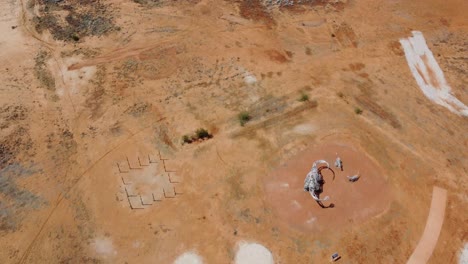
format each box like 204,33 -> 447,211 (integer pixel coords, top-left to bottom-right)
407,186 -> 448,264
0,0 -> 467,263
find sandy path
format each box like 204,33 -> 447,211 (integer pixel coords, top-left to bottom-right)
67,39 -> 178,70
407,186 -> 447,264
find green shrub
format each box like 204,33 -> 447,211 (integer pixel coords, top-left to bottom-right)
71,34 -> 80,42
195,128 -> 211,140
182,128 -> 212,145
354,107 -> 363,115
182,135 -> 192,144
298,93 -> 309,102
238,111 -> 251,126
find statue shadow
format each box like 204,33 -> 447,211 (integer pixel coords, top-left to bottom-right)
318,166 -> 335,181
316,166 -> 336,209
317,201 -> 335,208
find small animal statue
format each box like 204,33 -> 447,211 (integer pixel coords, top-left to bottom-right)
347,172 -> 360,182
334,153 -> 343,171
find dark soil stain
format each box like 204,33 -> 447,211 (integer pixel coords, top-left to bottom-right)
0,163 -> 45,234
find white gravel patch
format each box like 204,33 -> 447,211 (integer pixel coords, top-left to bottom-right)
235,242 -> 274,264
174,252 -> 204,264
132,240 -> 141,248
291,200 -> 302,210
244,72 -> 257,85
91,236 -> 116,256
400,31 -> 468,116
460,243 -> 468,264
292,123 -> 316,135
306,216 -> 317,224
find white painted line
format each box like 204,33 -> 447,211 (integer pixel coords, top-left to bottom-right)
400,31 -> 468,116
407,186 -> 447,264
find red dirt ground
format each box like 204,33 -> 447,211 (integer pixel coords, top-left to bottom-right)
265,143 -> 392,232
1,0 -> 467,262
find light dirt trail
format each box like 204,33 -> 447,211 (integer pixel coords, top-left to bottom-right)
66,21 -> 240,71
407,186 -> 447,264
72,25 -> 466,73
18,0 -> 77,114
67,38 -> 181,70
18,0 -> 55,49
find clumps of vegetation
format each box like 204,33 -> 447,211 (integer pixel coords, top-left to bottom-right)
71,34 -> 80,42
0,127 -> 35,171
182,128 -> 213,145
354,107 -> 363,115
132,0 -> 163,7
238,111 -> 251,126
298,93 -> 309,102
355,95 -> 401,128
125,102 -> 150,117
34,50 -> 56,90
195,128 -> 211,139
60,48 -> 99,59
182,135 -> 192,144
1,105 -> 28,122
33,0 -> 117,42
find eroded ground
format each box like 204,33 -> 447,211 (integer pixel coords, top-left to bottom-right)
0,0 -> 467,263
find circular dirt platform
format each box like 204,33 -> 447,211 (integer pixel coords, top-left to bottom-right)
265,143 -> 391,232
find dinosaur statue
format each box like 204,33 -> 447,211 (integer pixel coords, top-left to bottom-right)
304,160 -> 330,201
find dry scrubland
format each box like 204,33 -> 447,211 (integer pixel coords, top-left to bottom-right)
0,0 -> 467,263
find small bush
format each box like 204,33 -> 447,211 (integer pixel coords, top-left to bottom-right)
181,128 -> 212,145
337,92 -> 344,98
354,107 -> 363,115
195,128 -> 211,140
182,135 -> 192,144
238,111 -> 251,126
71,34 -> 80,42
298,93 -> 309,102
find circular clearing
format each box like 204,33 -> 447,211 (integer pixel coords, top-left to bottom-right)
174,252 -> 204,264
235,242 -> 274,264
265,143 -> 391,232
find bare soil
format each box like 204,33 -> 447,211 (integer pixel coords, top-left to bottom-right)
265,143 -> 391,232
0,0 -> 467,263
